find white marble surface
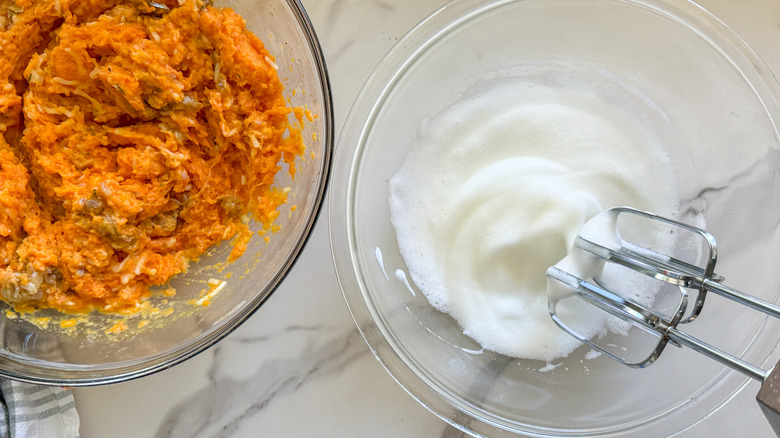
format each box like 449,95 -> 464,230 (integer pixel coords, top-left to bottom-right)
73,0 -> 780,436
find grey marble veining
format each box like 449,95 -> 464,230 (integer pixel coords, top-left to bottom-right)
154,326 -> 367,438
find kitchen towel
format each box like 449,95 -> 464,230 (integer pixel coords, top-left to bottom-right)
0,380 -> 79,438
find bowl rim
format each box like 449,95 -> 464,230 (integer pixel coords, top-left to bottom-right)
329,0 -> 780,436
0,0 -> 334,387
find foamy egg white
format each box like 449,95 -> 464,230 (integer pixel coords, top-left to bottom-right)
388,77 -> 680,362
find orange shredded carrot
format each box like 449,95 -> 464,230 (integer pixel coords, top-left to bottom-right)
0,0 -> 305,313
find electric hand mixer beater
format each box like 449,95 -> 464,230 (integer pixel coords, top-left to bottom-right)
546,207 -> 780,434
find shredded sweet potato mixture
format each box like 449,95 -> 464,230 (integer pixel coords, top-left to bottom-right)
0,0 -> 305,313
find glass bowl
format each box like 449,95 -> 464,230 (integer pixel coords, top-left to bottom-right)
329,0 -> 780,436
0,0 -> 332,386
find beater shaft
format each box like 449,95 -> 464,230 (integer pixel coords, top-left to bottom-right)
547,206 -> 780,434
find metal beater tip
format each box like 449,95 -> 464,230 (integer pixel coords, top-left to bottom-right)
546,206 -> 780,382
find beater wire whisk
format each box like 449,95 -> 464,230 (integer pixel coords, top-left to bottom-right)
546,207 -> 780,434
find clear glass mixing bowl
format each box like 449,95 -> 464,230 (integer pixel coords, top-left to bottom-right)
330,0 -> 780,436
0,0 -> 332,386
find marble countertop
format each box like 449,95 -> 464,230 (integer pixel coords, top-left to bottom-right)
73,0 -> 780,436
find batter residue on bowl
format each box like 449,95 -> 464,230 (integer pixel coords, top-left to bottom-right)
0,0 -> 306,313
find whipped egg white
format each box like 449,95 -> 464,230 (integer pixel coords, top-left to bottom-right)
388,77 -> 680,362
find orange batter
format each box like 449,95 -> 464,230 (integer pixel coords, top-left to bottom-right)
0,0 -> 305,313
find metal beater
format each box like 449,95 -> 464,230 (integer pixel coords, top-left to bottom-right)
546,206 -> 780,433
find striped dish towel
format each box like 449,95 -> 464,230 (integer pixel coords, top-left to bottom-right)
0,380 -> 79,438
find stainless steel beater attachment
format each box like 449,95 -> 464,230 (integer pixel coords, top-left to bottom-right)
546,207 -> 780,433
